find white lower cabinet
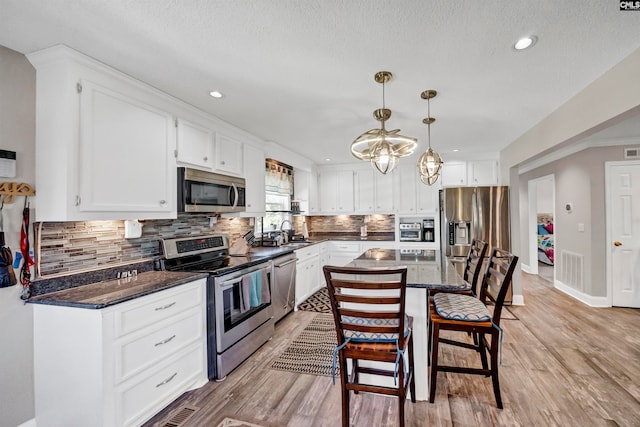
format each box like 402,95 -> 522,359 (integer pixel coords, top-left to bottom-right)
294,244 -> 320,307
33,278 -> 208,427
328,241 -> 362,267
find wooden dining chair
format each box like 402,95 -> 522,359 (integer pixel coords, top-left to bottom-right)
323,265 -> 416,427
428,247 -> 518,409
431,239 -> 488,296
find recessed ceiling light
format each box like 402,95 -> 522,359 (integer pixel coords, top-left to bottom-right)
209,90 -> 224,98
325,158 -> 331,162
514,36 -> 537,50
452,149 -> 459,152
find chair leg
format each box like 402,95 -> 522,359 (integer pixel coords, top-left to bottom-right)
352,358 -> 360,394
490,331 -> 503,409
340,355 -> 350,427
478,333 -> 489,374
428,322 -> 440,403
408,334 -> 416,403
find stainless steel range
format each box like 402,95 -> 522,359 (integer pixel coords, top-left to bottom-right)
158,234 -> 274,381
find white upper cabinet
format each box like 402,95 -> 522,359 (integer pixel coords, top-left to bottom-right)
243,144 -> 265,215
318,169 -> 354,213
396,166 -> 419,214
468,160 -> 498,186
176,118 -> 214,170
214,133 -> 243,176
355,168 -> 394,213
28,46 -> 178,221
78,80 -> 175,215
416,179 -> 439,214
441,161 -> 467,187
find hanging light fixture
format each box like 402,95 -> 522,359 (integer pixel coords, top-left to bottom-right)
351,71 -> 417,174
416,89 -> 443,185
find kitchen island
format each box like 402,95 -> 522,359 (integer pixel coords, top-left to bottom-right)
341,248 -> 465,401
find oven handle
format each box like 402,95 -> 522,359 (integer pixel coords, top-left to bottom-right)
217,262 -> 272,290
231,183 -> 238,208
274,259 -> 297,268
219,277 -> 243,291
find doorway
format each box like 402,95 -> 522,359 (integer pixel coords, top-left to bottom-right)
527,175 -> 555,284
606,161 -> 640,308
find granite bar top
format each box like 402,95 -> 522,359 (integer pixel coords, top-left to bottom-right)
28,270 -> 208,309
348,248 -> 466,290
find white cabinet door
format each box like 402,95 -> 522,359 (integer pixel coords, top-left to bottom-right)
375,172 -> 395,212
417,181 -> 439,214
319,172 -> 338,213
468,160 -> 498,186
176,118 -> 214,169
214,133 -> 243,176
318,243 -> 329,287
309,171 -> 320,214
336,170 -> 355,213
355,169 -> 375,212
441,162 -> 467,187
396,166 -> 418,214
243,144 -> 265,214
295,257 -> 318,306
78,80 -> 175,214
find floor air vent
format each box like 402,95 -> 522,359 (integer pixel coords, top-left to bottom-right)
163,405 -> 199,427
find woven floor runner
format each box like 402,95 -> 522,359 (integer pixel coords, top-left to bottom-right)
271,313 -> 338,377
296,287 -> 331,313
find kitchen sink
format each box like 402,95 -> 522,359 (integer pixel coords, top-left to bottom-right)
282,241 -> 312,247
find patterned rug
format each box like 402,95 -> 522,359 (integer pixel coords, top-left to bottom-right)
216,417 -> 265,427
296,287 -> 332,313
271,313 -> 338,377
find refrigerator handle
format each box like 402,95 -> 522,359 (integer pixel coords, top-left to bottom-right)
471,188 -> 478,243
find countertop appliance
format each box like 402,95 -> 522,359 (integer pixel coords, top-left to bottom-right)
159,234 -> 274,380
272,252 -> 297,322
177,167 -> 246,213
399,222 -> 423,241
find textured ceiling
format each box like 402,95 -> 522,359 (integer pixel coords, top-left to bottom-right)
1,0 -> 640,166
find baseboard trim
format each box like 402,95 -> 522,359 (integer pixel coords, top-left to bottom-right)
17,418 -> 36,427
555,280 -> 610,307
521,264 -> 534,274
511,294 -> 525,306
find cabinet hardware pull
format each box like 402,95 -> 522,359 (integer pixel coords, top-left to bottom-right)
159,200 -> 167,206
75,195 -> 81,206
614,241 -> 622,246
154,334 -> 176,347
154,302 -> 176,311
156,372 -> 177,388
203,156 -> 208,161
220,160 -> 226,165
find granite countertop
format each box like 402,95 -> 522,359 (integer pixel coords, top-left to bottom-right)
348,248 -> 466,289
28,270 -> 208,309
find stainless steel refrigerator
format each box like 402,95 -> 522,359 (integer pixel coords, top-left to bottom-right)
440,186 -> 510,258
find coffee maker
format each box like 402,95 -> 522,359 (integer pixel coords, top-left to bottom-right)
422,218 -> 435,242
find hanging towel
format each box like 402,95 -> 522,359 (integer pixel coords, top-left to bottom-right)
240,276 -> 251,313
249,270 -> 262,308
261,268 -> 271,304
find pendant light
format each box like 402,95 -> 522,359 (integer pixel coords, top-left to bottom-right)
417,89 -> 443,185
351,71 -> 417,174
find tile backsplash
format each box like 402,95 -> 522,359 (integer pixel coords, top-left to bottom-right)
37,214 -> 253,277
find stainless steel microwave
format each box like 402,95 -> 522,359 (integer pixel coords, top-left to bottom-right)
177,167 -> 246,213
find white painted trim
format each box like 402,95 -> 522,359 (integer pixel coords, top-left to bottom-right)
511,294 -> 525,306
518,137 -> 640,175
555,280 -> 610,307
521,263 -> 534,274
17,418 -> 36,427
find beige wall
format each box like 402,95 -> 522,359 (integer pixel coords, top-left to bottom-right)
0,45 -> 36,427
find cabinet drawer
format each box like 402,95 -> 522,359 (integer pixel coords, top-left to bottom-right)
114,281 -> 204,337
115,308 -> 204,383
295,245 -> 319,263
117,343 -> 206,427
330,241 -> 361,252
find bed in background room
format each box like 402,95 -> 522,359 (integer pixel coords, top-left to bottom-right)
537,213 -> 554,265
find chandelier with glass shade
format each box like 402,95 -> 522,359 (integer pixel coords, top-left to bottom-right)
416,89 -> 443,185
350,71 -> 417,174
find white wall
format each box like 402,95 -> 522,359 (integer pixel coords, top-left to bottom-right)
0,45 -> 36,427
536,178 -> 553,214
501,47 -> 640,303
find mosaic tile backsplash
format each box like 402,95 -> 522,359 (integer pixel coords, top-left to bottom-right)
36,213 -> 395,277
37,214 -> 254,277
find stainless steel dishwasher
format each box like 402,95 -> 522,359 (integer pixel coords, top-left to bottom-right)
272,252 -> 297,322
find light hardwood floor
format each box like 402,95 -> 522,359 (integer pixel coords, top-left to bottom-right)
144,273 -> 640,427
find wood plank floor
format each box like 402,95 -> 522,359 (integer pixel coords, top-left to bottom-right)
144,273 -> 640,427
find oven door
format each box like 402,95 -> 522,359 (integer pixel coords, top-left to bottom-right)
400,229 -> 423,241
213,261 -> 273,352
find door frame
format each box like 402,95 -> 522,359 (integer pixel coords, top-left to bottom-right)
526,175 -> 555,276
605,160 -> 640,307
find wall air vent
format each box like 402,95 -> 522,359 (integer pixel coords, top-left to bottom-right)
623,147 -> 640,160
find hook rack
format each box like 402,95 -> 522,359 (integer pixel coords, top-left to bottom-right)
0,182 -> 36,204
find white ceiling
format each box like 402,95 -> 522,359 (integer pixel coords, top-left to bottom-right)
2,0 -> 640,166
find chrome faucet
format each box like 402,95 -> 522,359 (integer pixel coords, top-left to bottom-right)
279,219 -> 293,243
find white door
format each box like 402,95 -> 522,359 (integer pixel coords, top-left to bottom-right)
607,161 -> 640,308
